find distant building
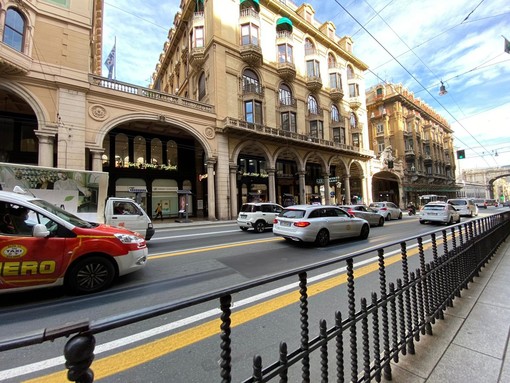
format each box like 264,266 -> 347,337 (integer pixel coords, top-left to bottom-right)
366,83 -> 459,206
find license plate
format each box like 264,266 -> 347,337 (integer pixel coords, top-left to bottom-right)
281,221 -> 291,227
240,214 -> 247,218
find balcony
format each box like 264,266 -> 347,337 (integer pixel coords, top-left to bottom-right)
329,87 -> 344,102
305,76 -> 322,92
424,155 -> 433,165
405,149 -> 415,160
276,62 -> 296,82
0,43 -> 32,75
189,47 -> 206,69
240,44 -> 263,67
349,97 -> 362,110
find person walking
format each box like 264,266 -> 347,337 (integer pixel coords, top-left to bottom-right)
154,203 -> 163,220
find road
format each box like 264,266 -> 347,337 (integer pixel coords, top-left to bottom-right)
0,208 -> 503,382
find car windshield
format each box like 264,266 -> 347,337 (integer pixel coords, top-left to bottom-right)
30,199 -> 96,228
370,203 -> 384,208
280,209 -> 306,218
240,204 -> 258,213
448,200 -> 466,206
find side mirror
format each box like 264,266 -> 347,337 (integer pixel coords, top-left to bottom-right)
33,224 -> 50,238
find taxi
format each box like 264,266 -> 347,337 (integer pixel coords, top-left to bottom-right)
0,189 -> 148,294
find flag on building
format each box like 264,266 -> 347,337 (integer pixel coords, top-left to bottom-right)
505,37 -> 510,54
104,43 -> 116,79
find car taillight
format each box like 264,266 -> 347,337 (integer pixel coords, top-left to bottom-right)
293,221 -> 311,228
273,218 -> 278,224
380,207 -> 388,211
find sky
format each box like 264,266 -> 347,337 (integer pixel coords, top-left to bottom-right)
102,0 -> 510,172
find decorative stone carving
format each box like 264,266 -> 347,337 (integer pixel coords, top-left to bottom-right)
205,127 -> 215,139
89,105 -> 108,121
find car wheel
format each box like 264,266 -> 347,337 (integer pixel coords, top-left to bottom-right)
315,229 -> 330,247
240,227 -> 248,231
386,214 -> 391,221
359,224 -> 370,239
419,220 -> 425,224
456,216 -> 461,223
398,212 -> 403,219
378,217 -> 385,227
65,256 -> 116,294
447,216 -> 453,225
254,220 -> 266,233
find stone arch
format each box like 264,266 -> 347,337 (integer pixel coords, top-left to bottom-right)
273,146 -> 304,170
0,81 -> 51,132
231,140 -> 272,165
93,113 -> 214,160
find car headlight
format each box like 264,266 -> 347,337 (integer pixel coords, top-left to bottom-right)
114,233 -> 143,244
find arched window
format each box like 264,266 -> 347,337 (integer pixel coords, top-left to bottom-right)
349,112 -> 357,129
167,140 -> 178,166
346,65 -> 355,80
304,38 -> 315,56
331,105 -> 339,122
328,53 -> 336,68
3,8 -> 25,52
242,69 -> 260,94
279,83 -> 292,106
307,95 -> 319,115
151,138 -> 162,166
198,72 -> 206,101
134,136 -> 146,165
115,134 -> 129,167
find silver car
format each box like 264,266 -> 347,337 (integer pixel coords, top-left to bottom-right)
338,205 -> 385,227
446,198 -> 478,217
273,205 -> 370,247
368,201 -> 403,221
419,202 -> 461,225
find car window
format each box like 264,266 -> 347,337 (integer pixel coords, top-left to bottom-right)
424,205 -> 445,211
281,209 -> 305,218
308,209 -> 323,218
388,203 -> 397,208
240,204 -> 253,213
261,205 -> 272,213
273,205 -> 283,213
448,200 -> 466,206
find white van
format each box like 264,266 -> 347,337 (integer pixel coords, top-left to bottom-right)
104,197 -> 155,240
447,198 -> 478,217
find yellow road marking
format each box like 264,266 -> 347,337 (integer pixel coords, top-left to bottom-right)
26,240 -> 437,383
150,237 -> 283,259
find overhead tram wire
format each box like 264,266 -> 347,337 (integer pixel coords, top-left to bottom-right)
332,0 -> 497,168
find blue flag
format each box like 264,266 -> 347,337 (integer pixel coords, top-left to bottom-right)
104,44 -> 116,79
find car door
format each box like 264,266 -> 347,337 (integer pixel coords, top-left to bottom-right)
324,207 -> 352,240
109,200 -> 146,234
0,204 -> 68,290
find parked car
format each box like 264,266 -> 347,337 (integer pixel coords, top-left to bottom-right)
338,204 -> 385,227
473,198 -> 487,209
485,199 -> 499,207
446,198 -> 478,217
237,202 -> 283,233
419,202 -> 461,225
0,190 -> 148,294
368,201 -> 403,221
502,201 -> 510,207
273,205 -> 370,247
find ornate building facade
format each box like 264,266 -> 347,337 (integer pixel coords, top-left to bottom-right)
0,0 -> 375,220
366,83 -> 459,206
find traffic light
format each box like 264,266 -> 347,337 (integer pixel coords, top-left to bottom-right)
456,149 -> 465,159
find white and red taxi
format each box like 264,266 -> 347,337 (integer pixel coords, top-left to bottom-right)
0,189 -> 147,294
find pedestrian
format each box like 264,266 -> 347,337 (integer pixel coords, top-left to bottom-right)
154,203 -> 163,220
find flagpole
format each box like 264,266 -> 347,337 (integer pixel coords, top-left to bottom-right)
114,36 -> 117,80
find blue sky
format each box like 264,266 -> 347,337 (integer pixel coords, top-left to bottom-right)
103,0 -> 510,171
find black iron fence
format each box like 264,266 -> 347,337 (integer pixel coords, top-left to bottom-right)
1,212 -> 509,382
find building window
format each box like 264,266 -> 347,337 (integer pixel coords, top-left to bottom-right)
3,8 -> 25,52
277,43 -> 293,63
306,59 -> 320,78
193,26 -> 204,48
151,138 -> 162,165
329,72 -> 342,89
281,112 -> 296,132
310,120 -> 323,139
242,69 -> 261,94
244,100 -> 263,124
134,136 -> 146,166
352,133 -> 360,147
279,83 -> 292,105
198,72 -> 206,100
332,127 -> 346,144
331,105 -> 339,122
376,87 -> 383,97
241,23 -> 259,46
346,65 -> 355,80
376,123 -> 384,134
167,140 -> 178,166
308,95 -> 319,115
115,134 -> 129,167
377,139 -> 385,153
349,83 -> 359,97
304,38 -> 316,56
349,112 -> 357,129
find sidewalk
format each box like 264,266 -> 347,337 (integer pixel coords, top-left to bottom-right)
383,239 -> 510,383
150,219 -> 510,382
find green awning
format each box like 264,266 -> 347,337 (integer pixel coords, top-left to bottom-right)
240,0 -> 260,12
276,17 -> 293,32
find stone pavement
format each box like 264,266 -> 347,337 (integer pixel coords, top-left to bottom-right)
152,219 -> 510,383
